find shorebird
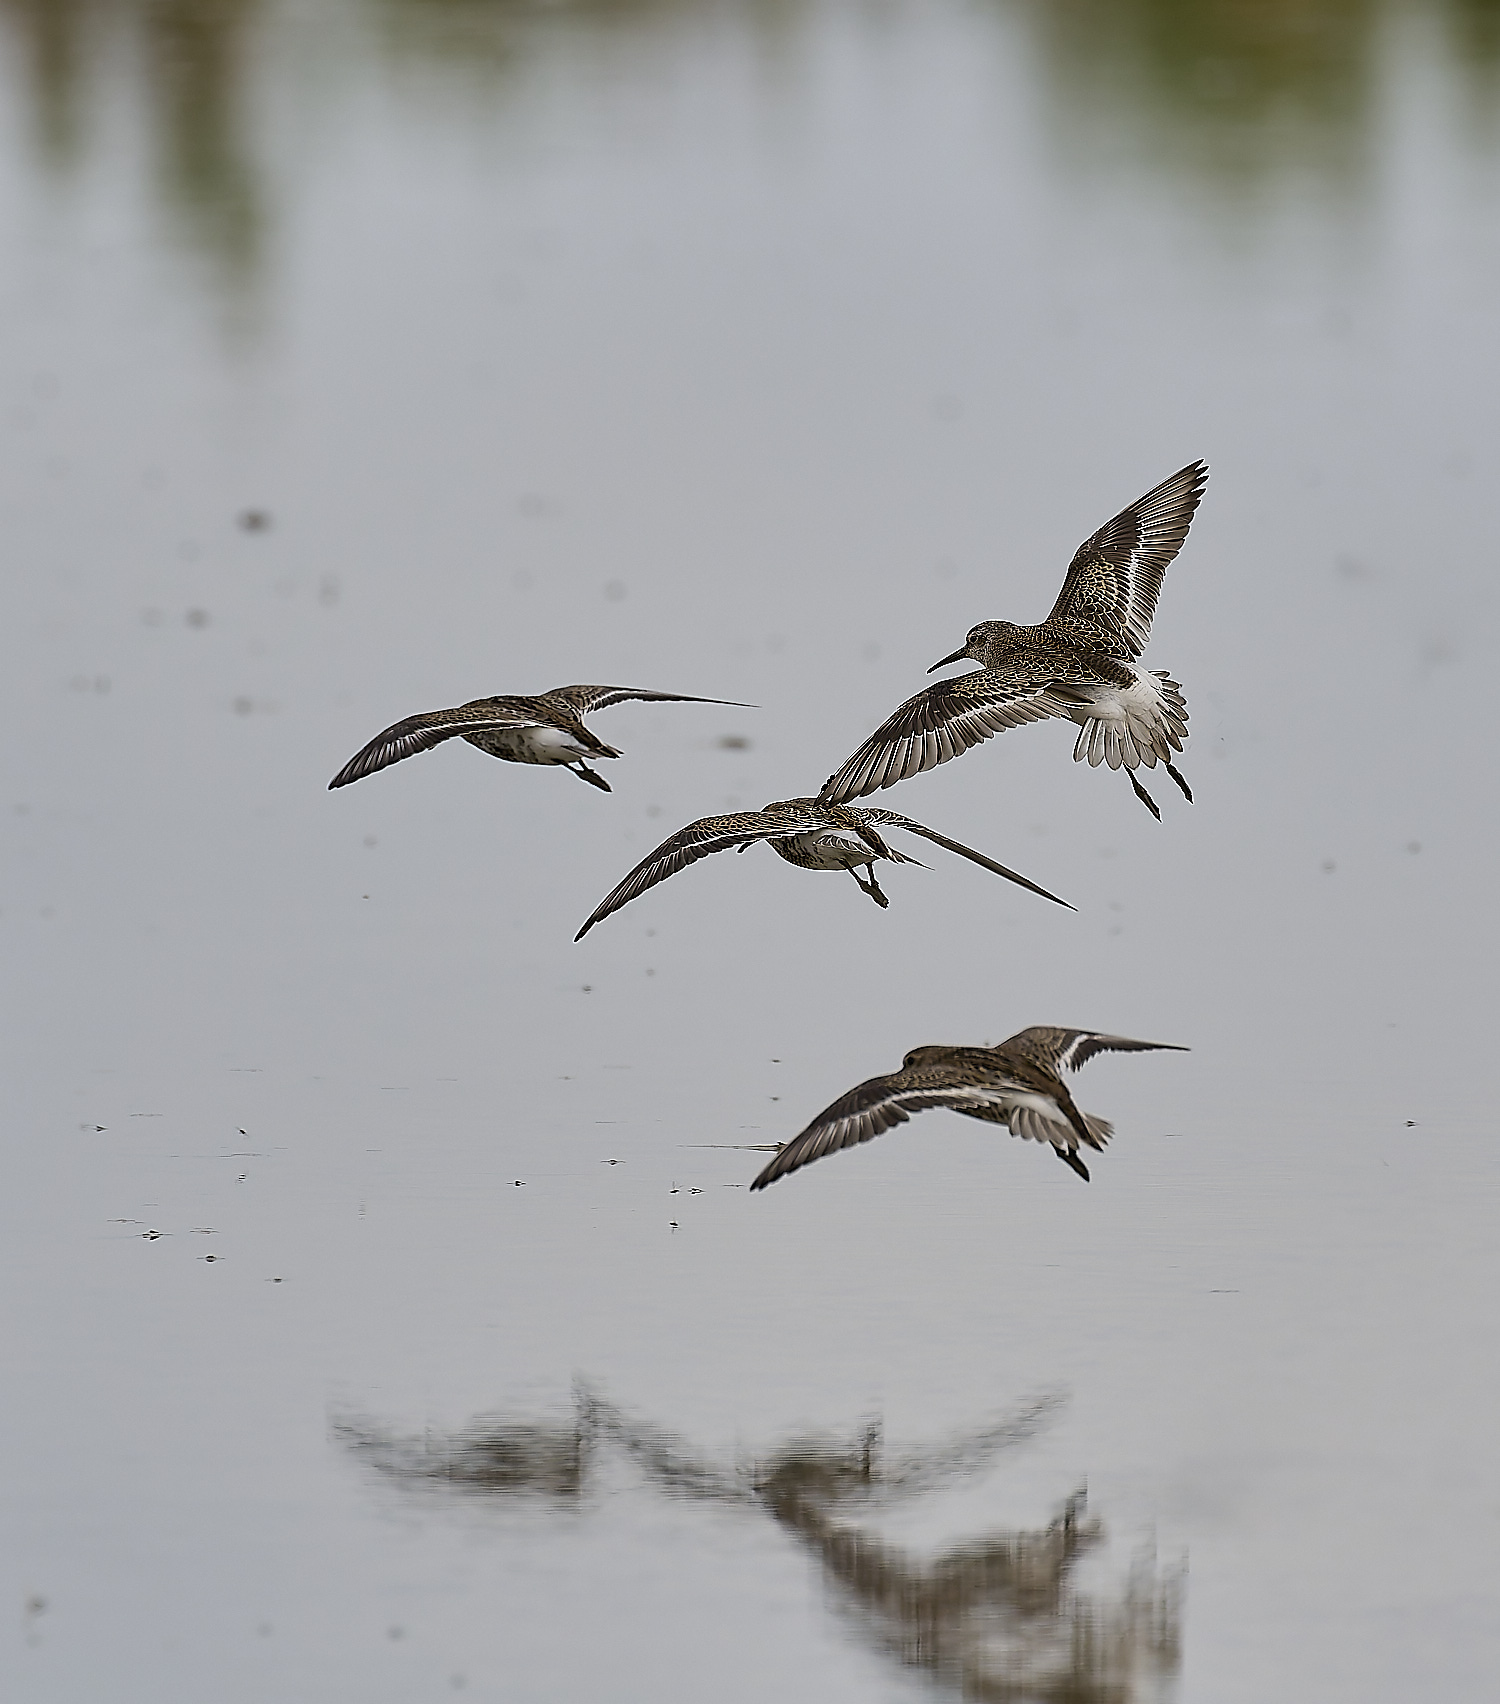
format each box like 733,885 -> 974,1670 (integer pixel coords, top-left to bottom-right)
751,1027 -> 1186,1190
819,462 -> 1207,820
574,797 -> 1069,939
328,684 -> 748,794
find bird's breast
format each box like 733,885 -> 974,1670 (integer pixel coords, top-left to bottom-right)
770,832 -> 869,871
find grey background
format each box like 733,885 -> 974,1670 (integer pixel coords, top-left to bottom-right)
3,2 -> 1497,1699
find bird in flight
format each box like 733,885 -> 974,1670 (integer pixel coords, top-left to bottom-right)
819,462 -> 1207,819
751,1027 -> 1186,1190
328,684 -> 747,794
574,797 -> 1069,939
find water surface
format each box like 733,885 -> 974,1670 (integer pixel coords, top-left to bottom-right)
4,3 -> 1498,1699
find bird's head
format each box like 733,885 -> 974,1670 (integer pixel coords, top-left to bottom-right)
902,1045 -> 954,1071
928,620 -> 1016,673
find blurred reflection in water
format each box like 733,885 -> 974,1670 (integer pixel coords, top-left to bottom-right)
4,0 -> 1500,302
1011,0 -> 1500,192
0,0 -> 267,288
340,1386 -> 1182,1703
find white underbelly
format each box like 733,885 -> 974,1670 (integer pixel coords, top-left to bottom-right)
489,725 -> 589,765
1060,668 -> 1156,729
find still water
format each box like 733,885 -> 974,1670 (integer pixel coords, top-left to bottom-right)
4,2 -> 1498,1699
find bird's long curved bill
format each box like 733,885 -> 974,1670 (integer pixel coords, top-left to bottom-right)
914,826 -> 1074,909
928,647 -> 968,674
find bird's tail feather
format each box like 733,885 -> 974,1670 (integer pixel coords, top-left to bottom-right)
1071,674 -> 1188,772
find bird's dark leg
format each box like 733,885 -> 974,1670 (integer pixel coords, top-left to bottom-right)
570,763 -> 612,793
1165,761 -> 1193,803
1127,769 -> 1161,821
850,865 -> 890,909
1055,1147 -> 1091,1182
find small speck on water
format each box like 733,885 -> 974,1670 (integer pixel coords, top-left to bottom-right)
238,508 -> 271,532
718,734 -> 751,750
1321,859 -> 1336,873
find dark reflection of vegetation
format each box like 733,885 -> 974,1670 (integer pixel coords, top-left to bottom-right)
0,0 -> 92,167
142,0 -> 266,286
1007,0 -> 1380,194
369,0 -> 703,78
3,0 -> 1500,305
339,1385 -> 1182,1702
0,0 -> 268,293
1007,0 -> 1500,195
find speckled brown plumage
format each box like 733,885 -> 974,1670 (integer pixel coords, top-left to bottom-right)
751,1027 -> 1187,1190
328,684 -> 747,794
819,463 -> 1207,819
574,797 -> 1070,939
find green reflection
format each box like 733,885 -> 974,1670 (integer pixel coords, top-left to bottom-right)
0,0 -> 268,295
341,1385 -> 1184,1702
141,0 -> 266,288
1008,0 -> 1500,195
2,0 -> 1499,302
0,0 -> 92,169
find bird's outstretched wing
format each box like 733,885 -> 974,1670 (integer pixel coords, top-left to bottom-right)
546,685 -> 753,715
859,808 -> 1072,909
575,808 -> 831,940
328,698 -> 546,788
1046,461 -> 1208,657
1002,1027 -> 1188,1074
818,668 -> 1071,804
750,1064 -> 1021,1190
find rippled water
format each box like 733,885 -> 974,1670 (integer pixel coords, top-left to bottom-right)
5,3 -> 1499,1699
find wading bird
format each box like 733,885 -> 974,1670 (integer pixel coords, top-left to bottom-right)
329,684 -> 747,794
751,1027 -> 1186,1189
574,798 -> 1069,939
819,462 -> 1207,819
